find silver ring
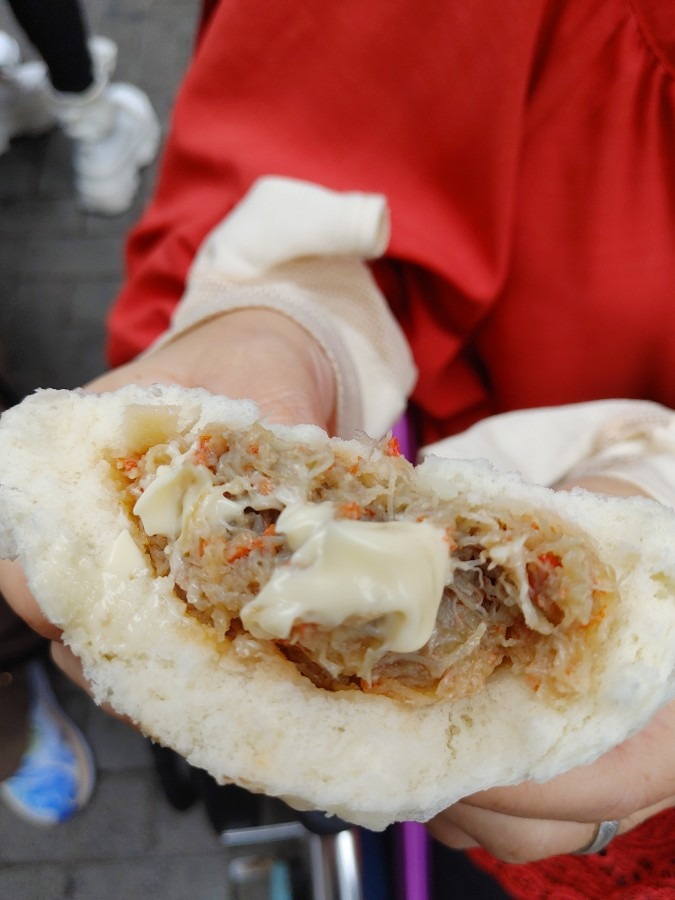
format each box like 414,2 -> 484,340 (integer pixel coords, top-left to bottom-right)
574,819 -> 620,855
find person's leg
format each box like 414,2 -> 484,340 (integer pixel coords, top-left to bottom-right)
0,28 -> 55,153
5,0 -> 93,92
0,666 -> 29,781
0,0 -> 160,214
0,656 -> 97,825
0,595 -> 96,825
0,596 -> 41,781
0,593 -> 44,667
0,374 -> 95,824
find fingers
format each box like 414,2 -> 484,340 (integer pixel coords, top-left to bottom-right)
85,361 -> 182,394
429,791 -> 675,863
465,700 -> 675,823
554,475 -> 652,499
426,815 -> 479,851
85,311 -> 337,432
429,804 -> 598,862
428,703 -> 675,863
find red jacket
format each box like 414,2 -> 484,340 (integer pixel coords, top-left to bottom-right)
108,0 -> 675,893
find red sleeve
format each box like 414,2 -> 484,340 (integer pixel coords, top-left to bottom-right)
469,807 -> 675,898
107,0 -> 547,372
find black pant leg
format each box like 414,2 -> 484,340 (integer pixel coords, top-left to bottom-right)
5,0 -> 94,92
0,597 -> 46,780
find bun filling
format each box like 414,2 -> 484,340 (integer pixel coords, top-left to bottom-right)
112,424 -> 616,705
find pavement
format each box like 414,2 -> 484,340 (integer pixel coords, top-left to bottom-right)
0,2 -> 236,898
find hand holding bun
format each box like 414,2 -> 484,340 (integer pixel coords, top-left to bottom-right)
2,380 -> 675,835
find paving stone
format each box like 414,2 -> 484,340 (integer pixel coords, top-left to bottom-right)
83,0 -> 111,32
1,236 -> 124,282
69,279 -> 122,325
83,186 -> 156,237
0,283 -> 111,391
0,863 -> 72,900
0,198 -> 87,240
53,669 -> 102,735
139,12 -> 197,99
64,854 -> 230,900
85,702 -> 154,773
36,133 -> 77,202
0,137 -> 49,200
152,793 -> 225,856
0,772 -> 155,863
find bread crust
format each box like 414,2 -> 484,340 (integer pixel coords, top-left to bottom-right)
2,384 -> 675,829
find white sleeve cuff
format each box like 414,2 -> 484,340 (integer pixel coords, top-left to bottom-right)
421,400 -> 675,508
147,177 -> 416,439
192,175 -> 390,279
559,406 -> 675,507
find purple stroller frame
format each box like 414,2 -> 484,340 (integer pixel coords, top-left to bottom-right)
391,417 -> 430,900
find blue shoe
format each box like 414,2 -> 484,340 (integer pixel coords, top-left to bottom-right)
0,661 -> 95,826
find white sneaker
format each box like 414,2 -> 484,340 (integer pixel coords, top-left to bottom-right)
52,36 -> 161,215
0,32 -> 56,156
68,82 -> 160,215
88,35 -> 117,84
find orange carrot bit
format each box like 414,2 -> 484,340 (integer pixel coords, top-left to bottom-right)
441,525 -> 457,551
263,524 -> 277,536
291,622 -> 318,640
118,456 -> 139,472
257,477 -> 274,495
337,501 -> 362,520
584,603 -> 608,629
386,436 -> 402,457
226,536 -> 268,564
247,444 -> 260,456
538,551 -> 562,568
348,458 -> 363,475
226,546 -> 251,564
198,537 -> 209,558
193,434 -> 214,467
526,675 -> 542,692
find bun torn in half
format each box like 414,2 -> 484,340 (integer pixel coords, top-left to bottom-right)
1,385 -> 675,829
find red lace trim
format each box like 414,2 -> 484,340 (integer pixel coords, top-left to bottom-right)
469,807 -> 675,898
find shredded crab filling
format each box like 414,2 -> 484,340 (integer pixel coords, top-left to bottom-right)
113,424 -> 616,704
